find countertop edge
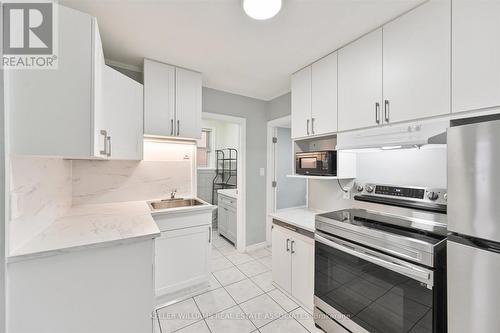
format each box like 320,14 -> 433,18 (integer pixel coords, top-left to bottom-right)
7,231 -> 161,264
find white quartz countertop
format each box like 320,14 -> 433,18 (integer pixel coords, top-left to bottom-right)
269,207 -> 324,232
217,189 -> 238,199
8,201 -> 161,262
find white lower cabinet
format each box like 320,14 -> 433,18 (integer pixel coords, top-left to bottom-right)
272,224 -> 292,293
155,225 -> 211,296
8,240 -> 155,333
218,194 -> 237,244
271,223 -> 314,310
153,210 -> 212,297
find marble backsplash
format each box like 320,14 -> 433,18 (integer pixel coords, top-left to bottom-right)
9,141 -> 195,253
72,160 -> 193,205
9,156 -> 72,252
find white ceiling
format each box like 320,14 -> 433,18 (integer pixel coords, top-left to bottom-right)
61,0 -> 423,101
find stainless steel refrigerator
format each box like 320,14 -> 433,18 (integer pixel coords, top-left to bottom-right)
448,114 -> 500,332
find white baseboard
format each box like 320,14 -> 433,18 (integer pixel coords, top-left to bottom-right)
245,241 -> 268,252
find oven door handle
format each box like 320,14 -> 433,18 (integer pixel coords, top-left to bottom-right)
315,233 -> 433,287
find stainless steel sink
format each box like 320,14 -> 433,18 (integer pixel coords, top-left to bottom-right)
149,198 -> 206,210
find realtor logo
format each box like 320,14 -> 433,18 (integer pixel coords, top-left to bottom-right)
2,1 -> 58,69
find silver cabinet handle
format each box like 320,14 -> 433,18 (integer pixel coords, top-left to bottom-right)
177,120 -> 180,136
384,100 -> 390,122
171,119 -> 174,136
208,226 -> 212,243
291,240 -> 295,254
286,238 -> 290,252
306,119 -> 310,136
99,130 -> 107,155
375,102 -> 380,124
106,136 -> 111,157
311,118 -> 315,134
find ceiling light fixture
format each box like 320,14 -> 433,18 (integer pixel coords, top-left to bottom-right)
243,0 -> 282,20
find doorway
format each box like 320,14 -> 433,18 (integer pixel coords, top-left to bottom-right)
197,112 -> 246,252
266,116 -> 307,244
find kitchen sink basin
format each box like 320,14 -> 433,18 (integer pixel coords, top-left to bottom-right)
149,198 -> 206,210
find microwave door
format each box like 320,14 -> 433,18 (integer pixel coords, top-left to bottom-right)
301,157 -> 317,169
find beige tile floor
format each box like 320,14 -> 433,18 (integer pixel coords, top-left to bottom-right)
154,230 -> 322,333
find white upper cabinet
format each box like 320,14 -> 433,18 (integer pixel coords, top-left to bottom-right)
9,6 -> 107,158
175,68 -> 202,139
311,52 -> 338,136
103,66 -> 144,160
383,0 -> 451,123
452,0 -> 500,113
143,59 -> 175,136
291,66 -> 312,139
338,29 -> 383,131
144,59 -> 202,139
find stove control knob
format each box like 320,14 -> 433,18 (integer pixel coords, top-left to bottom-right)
365,185 -> 374,193
443,193 -> 448,201
427,191 -> 439,201
356,185 -> 364,192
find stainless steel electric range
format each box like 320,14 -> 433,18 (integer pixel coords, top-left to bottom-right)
313,183 -> 448,333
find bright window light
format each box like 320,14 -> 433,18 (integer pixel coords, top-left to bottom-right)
243,0 -> 282,20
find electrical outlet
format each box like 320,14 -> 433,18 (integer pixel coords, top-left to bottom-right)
343,190 -> 351,200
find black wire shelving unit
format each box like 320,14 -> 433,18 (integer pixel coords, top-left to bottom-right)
211,148 -> 238,205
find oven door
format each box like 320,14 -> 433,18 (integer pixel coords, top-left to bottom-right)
314,231 -> 435,333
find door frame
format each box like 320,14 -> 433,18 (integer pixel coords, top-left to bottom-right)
266,115 -> 307,245
202,112 -> 247,252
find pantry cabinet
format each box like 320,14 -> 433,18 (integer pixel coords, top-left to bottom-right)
102,66 -> 144,160
291,52 -> 338,139
272,222 -> 314,310
338,29 -> 383,131
452,0 -> 500,113
144,59 -> 202,139
9,6 -> 108,158
382,0 -> 451,123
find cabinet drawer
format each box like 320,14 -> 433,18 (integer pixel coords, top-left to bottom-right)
218,195 -> 236,208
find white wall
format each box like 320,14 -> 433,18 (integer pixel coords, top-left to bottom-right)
202,118 -> 239,152
308,146 -> 447,211
355,146 -> 447,188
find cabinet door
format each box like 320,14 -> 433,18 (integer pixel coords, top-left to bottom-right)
311,52 -> 338,135
226,207 -> 237,244
291,237 -> 314,310
92,19 -> 106,159
291,66 -> 312,139
9,6 -> 98,158
144,59 -> 175,137
155,225 -> 211,296
218,204 -> 228,236
383,0 -> 450,123
452,0 -> 500,113
103,65 -> 144,160
272,226 -> 292,293
338,29 -> 383,131
175,68 -> 202,139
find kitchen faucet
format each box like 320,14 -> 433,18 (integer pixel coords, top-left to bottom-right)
170,189 -> 177,199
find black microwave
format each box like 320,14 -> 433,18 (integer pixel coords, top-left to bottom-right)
295,150 -> 337,176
